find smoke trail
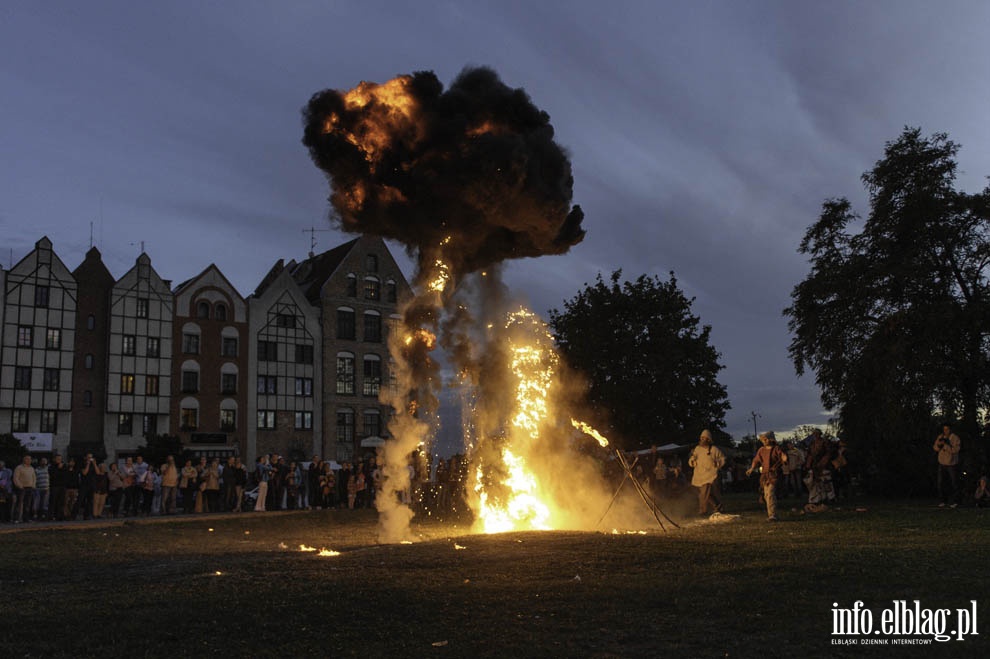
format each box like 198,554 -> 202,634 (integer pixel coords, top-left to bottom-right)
302,67 -> 585,541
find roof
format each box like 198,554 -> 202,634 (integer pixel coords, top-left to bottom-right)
289,237 -> 359,304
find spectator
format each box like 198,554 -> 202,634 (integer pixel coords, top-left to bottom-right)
0,460 -> 12,523
33,457 -> 50,520
12,454 -> 36,523
63,458 -> 80,520
107,462 -> 125,518
203,458 -> 221,513
178,459 -> 196,514
254,455 -> 272,512
91,463 -> 109,518
220,456 -> 236,512
160,456 -> 179,514
803,429 -> 834,513
121,457 -> 138,516
230,458 -> 247,512
934,424 -> 962,508
48,455 -> 67,521
79,453 -> 97,520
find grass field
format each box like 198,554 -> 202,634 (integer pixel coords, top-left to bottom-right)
1,493 -> 987,658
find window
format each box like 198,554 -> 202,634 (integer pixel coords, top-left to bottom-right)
147,337 -> 160,358
181,370 -> 199,393
46,328 -> 62,350
276,313 -> 296,328
143,414 -> 157,437
346,274 -> 357,297
220,409 -> 236,431
181,407 -> 198,430
87,315 -> 95,330
336,353 -> 355,395
120,374 -> 135,394
118,413 -> 133,435
35,285 -> 50,307
363,355 -> 382,396
183,333 -> 200,354
197,301 -> 210,319
122,335 -> 136,355
337,308 -> 355,340
257,341 -> 278,361
17,326 -> 33,347
363,409 -> 381,438
386,280 -> 397,303
83,390 -> 93,407
295,377 -> 313,397
221,373 -> 237,395
40,410 -> 57,433
84,354 -> 94,369
364,312 -> 381,342
364,277 -> 380,300
215,303 -> 227,321
145,375 -> 159,396
44,368 -> 60,392
366,254 -> 378,272
14,366 -> 31,389
12,409 -> 28,433
257,375 -> 277,394
295,411 -> 313,430
257,410 -> 276,430
221,337 -> 238,357
137,298 -> 149,318
337,409 -> 354,443
295,344 -> 314,364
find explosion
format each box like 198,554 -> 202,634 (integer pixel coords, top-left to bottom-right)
304,67 -> 625,540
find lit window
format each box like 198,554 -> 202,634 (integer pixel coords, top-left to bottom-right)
46,328 -> 62,350
17,326 -> 33,347
120,374 -> 135,394
363,355 -> 381,397
181,408 -> 198,430
145,375 -> 159,396
364,277 -> 380,300
295,411 -> 313,430
257,410 -> 276,430
336,353 -> 355,395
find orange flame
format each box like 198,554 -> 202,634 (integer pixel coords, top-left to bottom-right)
322,76 -> 422,166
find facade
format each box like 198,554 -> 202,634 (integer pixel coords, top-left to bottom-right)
105,253 -> 174,457
171,265 -> 248,459
0,237 -> 77,454
247,260 -> 322,463
292,235 -> 411,462
70,247 -> 115,455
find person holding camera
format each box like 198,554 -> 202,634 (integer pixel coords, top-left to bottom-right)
934,423 -> 962,508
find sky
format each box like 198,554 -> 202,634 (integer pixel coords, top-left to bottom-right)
3,1 -> 990,443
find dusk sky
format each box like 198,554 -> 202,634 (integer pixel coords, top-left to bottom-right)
4,1 -> 990,443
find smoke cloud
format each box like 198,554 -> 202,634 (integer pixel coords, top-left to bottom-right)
302,66 -> 584,279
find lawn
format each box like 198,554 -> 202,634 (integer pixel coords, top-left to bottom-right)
0,493 -> 987,658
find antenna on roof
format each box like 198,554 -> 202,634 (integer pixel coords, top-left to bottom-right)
302,226 -> 332,257
130,241 -> 146,254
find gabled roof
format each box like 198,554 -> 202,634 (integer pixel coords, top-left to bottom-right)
172,263 -> 245,301
290,237 -> 359,304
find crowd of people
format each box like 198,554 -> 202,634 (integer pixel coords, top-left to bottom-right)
1,422 -> 986,525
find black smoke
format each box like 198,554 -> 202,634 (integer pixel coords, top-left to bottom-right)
302,66 -> 584,278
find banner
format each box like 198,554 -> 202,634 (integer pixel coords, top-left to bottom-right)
13,432 -> 53,452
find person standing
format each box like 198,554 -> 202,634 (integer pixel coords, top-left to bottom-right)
203,458 -> 221,513
220,456 -> 236,512
688,429 -> 726,516
33,457 -> 50,520
934,424 -> 962,508
48,455 -> 67,521
12,455 -> 37,523
107,462 -> 125,518
91,463 -> 109,518
160,456 -> 179,514
0,461 -> 12,523
180,459 -> 198,514
78,453 -> 98,520
254,455 -> 272,512
746,432 -> 788,521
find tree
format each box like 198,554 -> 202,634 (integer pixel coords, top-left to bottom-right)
785,128 -> 990,493
0,434 -> 27,468
549,270 -> 730,449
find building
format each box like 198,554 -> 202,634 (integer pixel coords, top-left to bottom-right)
171,265 -> 248,460
70,247 -> 115,456
0,237 -> 77,455
105,253 -> 174,457
291,235 -> 411,462
247,259 -> 322,463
